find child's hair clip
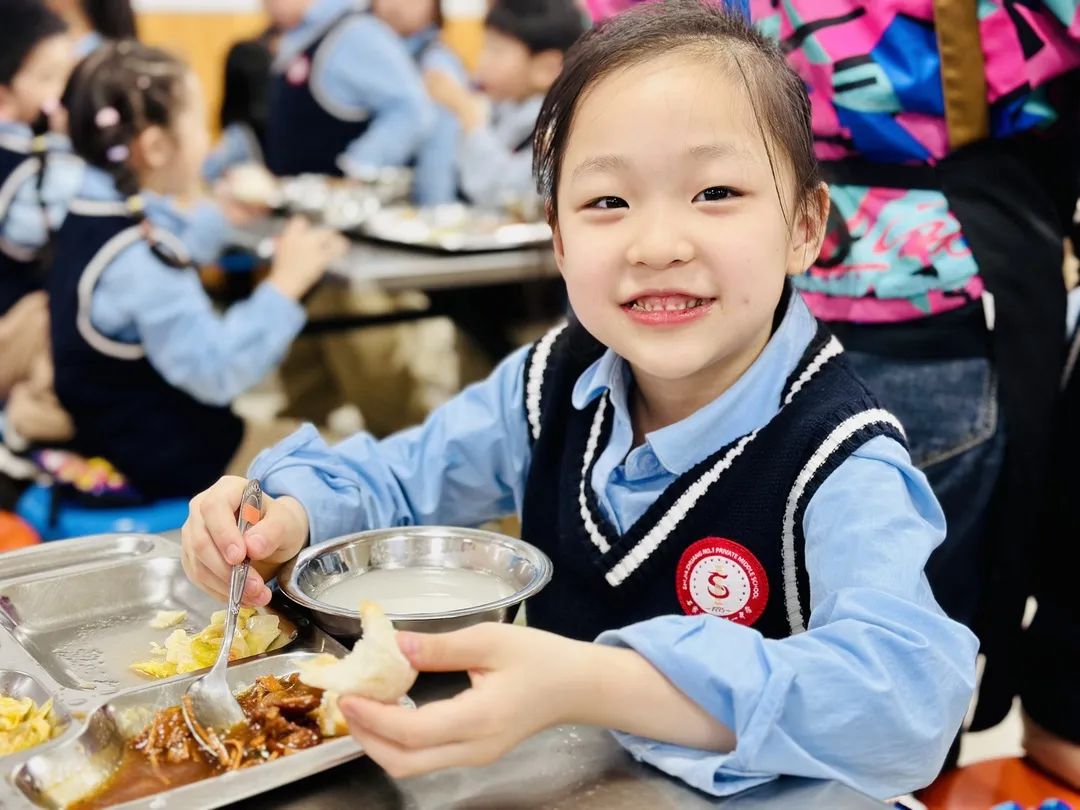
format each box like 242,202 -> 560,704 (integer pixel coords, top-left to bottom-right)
126,194 -> 145,215
106,144 -> 130,163
95,107 -> 120,128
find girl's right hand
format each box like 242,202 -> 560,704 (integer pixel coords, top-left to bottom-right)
267,216 -> 349,300
181,475 -> 311,606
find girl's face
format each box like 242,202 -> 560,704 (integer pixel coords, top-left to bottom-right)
134,72 -> 210,197
553,53 -> 824,402
0,33 -> 74,124
372,0 -> 438,37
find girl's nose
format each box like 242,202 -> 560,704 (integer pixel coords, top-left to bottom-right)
625,216 -> 695,269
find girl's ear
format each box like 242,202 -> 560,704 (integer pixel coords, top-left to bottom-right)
0,86 -> 16,120
551,216 -> 566,275
130,124 -> 172,171
786,182 -> 830,277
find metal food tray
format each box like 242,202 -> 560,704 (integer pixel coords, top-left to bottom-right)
359,205 -> 553,254
0,534 -> 366,809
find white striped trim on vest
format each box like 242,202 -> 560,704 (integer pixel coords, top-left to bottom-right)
780,408 -> 906,635
580,393 -> 612,553
526,322 -> 568,441
599,334 -> 847,587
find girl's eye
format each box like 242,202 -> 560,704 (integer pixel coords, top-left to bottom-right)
586,196 -> 628,210
693,187 -> 737,202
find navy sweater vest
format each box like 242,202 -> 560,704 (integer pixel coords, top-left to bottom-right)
49,204 -> 243,499
519,320 -> 906,641
0,142 -> 45,317
265,12 -> 372,177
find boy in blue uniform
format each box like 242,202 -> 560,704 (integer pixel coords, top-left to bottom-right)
425,0 -> 584,207
182,1 -> 976,798
262,0 -> 434,178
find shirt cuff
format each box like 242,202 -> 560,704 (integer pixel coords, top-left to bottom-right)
248,281 -> 307,338
249,423 -> 363,545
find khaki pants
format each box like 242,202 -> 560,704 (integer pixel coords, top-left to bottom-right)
280,284 -> 460,437
0,292 -> 48,400
1,293 -> 74,446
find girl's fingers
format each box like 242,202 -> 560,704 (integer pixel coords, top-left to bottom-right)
339,692 -> 480,750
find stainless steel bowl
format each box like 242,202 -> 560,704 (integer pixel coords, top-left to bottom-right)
277,526 -> 553,639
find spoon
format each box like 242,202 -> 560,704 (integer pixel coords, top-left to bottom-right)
182,479 -> 263,761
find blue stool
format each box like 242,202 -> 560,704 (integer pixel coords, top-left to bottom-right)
16,483 -> 188,541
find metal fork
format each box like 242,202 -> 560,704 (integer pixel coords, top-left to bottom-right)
181,479 -> 263,760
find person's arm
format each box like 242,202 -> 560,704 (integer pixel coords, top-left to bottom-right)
316,17 -> 434,172
338,436 -> 977,800
2,151 -> 82,254
457,126 -> 536,205
411,51 -> 467,205
249,344 -> 534,543
595,436 -> 978,798
90,241 -> 305,406
203,124 -> 264,184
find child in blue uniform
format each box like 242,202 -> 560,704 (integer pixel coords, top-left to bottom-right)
373,0 -> 468,205
181,0 -> 977,799
0,0 -> 77,403
425,0 -> 584,207
50,42 -> 346,500
261,0 -> 433,178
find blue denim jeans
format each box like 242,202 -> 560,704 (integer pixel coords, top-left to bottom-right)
844,352 -> 1006,630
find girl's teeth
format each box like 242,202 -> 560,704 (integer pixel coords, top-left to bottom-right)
631,298 -> 703,312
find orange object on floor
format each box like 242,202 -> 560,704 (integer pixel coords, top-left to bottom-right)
0,511 -> 40,551
920,757 -> 1080,809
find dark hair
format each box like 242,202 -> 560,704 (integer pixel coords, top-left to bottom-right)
0,0 -> 67,87
63,40 -> 192,268
486,0 -> 586,54
82,0 -> 138,40
533,0 -> 822,230
219,34 -> 274,142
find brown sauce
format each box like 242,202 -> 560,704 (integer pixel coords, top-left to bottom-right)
70,675 -> 328,810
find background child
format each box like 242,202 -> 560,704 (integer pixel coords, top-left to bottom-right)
373,0 -> 468,205
261,0 -> 433,179
50,41 -> 346,500
182,0 -> 976,799
0,0 -> 77,416
425,0 -> 585,207
46,0 -> 137,57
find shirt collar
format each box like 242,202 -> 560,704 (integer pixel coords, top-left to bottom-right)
571,287 -> 819,475
78,165 -> 191,233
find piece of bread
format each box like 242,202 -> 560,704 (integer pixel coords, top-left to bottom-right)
227,163 -> 280,206
297,603 -> 417,703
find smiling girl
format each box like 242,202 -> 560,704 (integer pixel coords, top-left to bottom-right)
181,0 -> 977,797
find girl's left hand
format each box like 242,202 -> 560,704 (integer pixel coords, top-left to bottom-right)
339,623 -> 592,777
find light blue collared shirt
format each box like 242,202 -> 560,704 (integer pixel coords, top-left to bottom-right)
74,166 -> 306,406
406,27 -> 467,205
0,122 -> 83,260
457,94 -> 542,206
274,0 -> 434,174
248,293 -> 977,799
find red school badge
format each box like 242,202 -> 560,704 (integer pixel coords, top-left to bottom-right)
676,537 -> 769,625
286,55 -> 311,86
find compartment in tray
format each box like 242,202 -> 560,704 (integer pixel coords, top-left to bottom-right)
1,670 -> 72,759
12,651 -> 362,810
0,536 -> 162,585
0,558 -> 297,693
